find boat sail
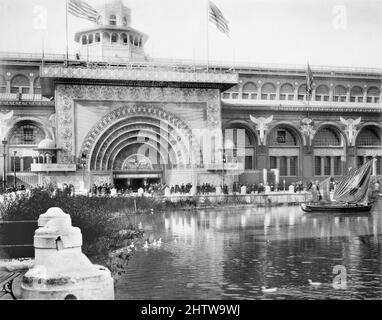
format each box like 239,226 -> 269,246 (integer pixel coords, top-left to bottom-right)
301,159 -> 376,213
333,159 -> 374,204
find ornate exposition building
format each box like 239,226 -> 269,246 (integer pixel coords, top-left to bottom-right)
0,0 -> 381,191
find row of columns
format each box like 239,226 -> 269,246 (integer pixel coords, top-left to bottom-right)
317,156 -> 340,176
81,33 -> 142,47
9,152 -> 54,171
272,156 -> 296,176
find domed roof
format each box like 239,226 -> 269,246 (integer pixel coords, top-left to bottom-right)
37,138 -> 56,150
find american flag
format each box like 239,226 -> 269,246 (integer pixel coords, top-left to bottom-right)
209,1 -> 230,37
306,63 -> 314,95
333,159 -> 374,204
68,0 -> 100,23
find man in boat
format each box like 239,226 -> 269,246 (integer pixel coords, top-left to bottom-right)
310,180 -> 320,203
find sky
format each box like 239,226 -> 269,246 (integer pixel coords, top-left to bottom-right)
0,0 -> 381,68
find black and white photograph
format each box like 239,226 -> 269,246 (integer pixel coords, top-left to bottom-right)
0,0 -> 382,307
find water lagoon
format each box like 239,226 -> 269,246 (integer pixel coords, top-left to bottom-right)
116,200 -> 382,300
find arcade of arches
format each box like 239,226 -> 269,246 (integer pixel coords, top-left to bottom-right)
223,123 -> 382,181
3,119 -> 381,189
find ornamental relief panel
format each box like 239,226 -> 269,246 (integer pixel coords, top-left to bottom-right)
55,85 -> 221,164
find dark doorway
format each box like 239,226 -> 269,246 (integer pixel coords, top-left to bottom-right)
114,178 -> 145,192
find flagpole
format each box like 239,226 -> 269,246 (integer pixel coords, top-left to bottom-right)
65,0 -> 69,66
206,0 -> 210,72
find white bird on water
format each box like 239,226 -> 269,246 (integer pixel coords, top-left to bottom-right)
308,279 -> 322,286
261,286 -> 277,293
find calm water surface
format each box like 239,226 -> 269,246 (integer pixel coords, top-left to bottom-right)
115,200 -> 382,300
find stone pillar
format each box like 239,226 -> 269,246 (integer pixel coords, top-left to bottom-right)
329,86 -> 334,101
257,86 -> 262,100
363,155 -> 367,165
21,207 -> 114,300
276,157 -> 280,172
238,84 -> 243,99
320,156 -> 325,176
372,156 -> 377,176
46,153 -> 52,164
293,87 -> 298,100
346,90 -> 350,102
330,157 -> 335,176
363,89 -> 367,103
20,157 -> 24,172
286,157 -> 291,176
311,88 -> 316,101
275,86 -> 280,100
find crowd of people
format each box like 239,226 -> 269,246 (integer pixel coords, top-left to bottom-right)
0,184 -> 27,194
1,178 -> 381,200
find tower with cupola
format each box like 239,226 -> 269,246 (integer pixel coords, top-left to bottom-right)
74,0 -> 148,61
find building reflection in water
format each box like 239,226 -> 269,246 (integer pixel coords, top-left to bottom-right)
116,200 -> 382,299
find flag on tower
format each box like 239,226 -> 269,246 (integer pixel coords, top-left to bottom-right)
306,63 -> 314,95
208,1 -> 230,37
68,0 -> 100,23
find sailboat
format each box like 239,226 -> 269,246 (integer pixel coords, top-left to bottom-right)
301,159 -> 375,213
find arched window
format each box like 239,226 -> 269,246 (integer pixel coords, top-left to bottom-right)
334,85 -> 347,102
0,75 -> 6,93
88,34 -> 94,44
103,32 -> 110,44
95,33 -> 101,43
33,77 -> 41,95
313,127 -> 341,146
9,123 -> 45,145
242,82 -> 257,100
279,83 -> 294,100
350,86 -> 363,102
261,83 -> 276,100
123,16 -> 128,26
109,14 -> 117,25
298,84 -> 307,101
366,86 -> 380,103
11,75 -> 29,94
111,33 -> 118,44
269,127 -> 299,176
121,33 -> 128,45
356,127 -> 381,146
315,85 -> 329,101
81,35 -> 87,45
133,37 -> 139,46
269,127 -> 298,146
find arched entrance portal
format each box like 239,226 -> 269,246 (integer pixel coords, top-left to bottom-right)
267,124 -> 302,178
355,125 -> 382,175
312,125 -> 346,177
79,104 -> 201,190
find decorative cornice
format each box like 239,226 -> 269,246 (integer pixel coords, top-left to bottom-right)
41,66 -> 239,87
0,100 -> 55,107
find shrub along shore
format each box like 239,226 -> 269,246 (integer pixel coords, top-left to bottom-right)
0,189 -> 309,278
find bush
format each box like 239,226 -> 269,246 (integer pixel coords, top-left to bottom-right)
0,190 -> 144,268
